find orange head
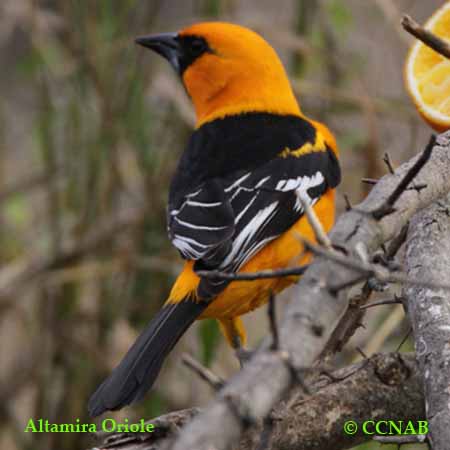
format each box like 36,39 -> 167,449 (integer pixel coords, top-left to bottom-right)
136,22 -> 301,127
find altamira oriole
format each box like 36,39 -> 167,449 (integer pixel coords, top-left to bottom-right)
88,22 -> 341,417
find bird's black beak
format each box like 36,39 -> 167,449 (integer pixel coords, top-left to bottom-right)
135,32 -> 181,73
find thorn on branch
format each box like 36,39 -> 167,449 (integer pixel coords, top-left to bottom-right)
383,152 -> 395,174
360,297 -> 403,310
181,353 -> 225,391
361,177 -> 378,185
343,193 -> 352,211
408,182 -> 428,192
402,14 -> 450,60
372,134 -> 436,220
355,346 -> 369,360
385,146 -> 431,194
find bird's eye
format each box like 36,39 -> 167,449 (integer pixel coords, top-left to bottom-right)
190,38 -> 207,55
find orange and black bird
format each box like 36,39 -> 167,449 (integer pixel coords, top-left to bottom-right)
88,22 -> 341,417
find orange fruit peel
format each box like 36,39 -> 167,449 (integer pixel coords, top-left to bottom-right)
405,2 -> 450,132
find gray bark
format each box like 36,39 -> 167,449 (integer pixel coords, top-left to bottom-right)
404,195 -> 450,450
90,353 -> 424,450
88,132 -> 450,450
166,132 -> 450,450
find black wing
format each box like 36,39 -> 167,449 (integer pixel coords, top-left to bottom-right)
167,179 -> 235,266
217,148 -> 339,272
168,147 -> 340,298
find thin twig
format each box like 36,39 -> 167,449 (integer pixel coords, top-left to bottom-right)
181,354 -> 224,391
372,134 -> 435,220
361,178 -> 378,185
395,327 -> 412,352
297,192 -> 332,248
323,220 -> 432,360
383,152 -> 395,174
362,178 -> 427,192
201,239 -> 444,292
304,239 -> 450,292
360,297 -> 403,309
382,153 -> 395,174
355,347 -> 369,360
196,265 -> 309,281
402,14 -> 450,60
382,153 -> 426,193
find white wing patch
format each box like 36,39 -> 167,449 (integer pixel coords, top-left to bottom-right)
275,171 -> 324,192
235,193 -> 258,224
275,171 -> 325,211
220,201 -> 279,269
174,217 -> 229,231
186,200 -> 222,207
169,170 -> 326,268
172,234 -> 216,259
224,172 -> 251,192
220,171 -> 326,270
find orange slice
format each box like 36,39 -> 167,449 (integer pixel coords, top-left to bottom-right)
405,2 -> 450,132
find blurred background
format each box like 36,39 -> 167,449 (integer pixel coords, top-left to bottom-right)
0,1 -> 441,449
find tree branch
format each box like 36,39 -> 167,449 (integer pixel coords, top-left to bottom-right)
402,14 -> 450,60
144,131 -> 450,450
159,131 -> 450,450
196,265 -> 308,281
88,132 -> 450,450
403,195 -> 450,450
90,353 -> 424,450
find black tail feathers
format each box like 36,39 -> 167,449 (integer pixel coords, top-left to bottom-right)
88,300 -> 207,417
